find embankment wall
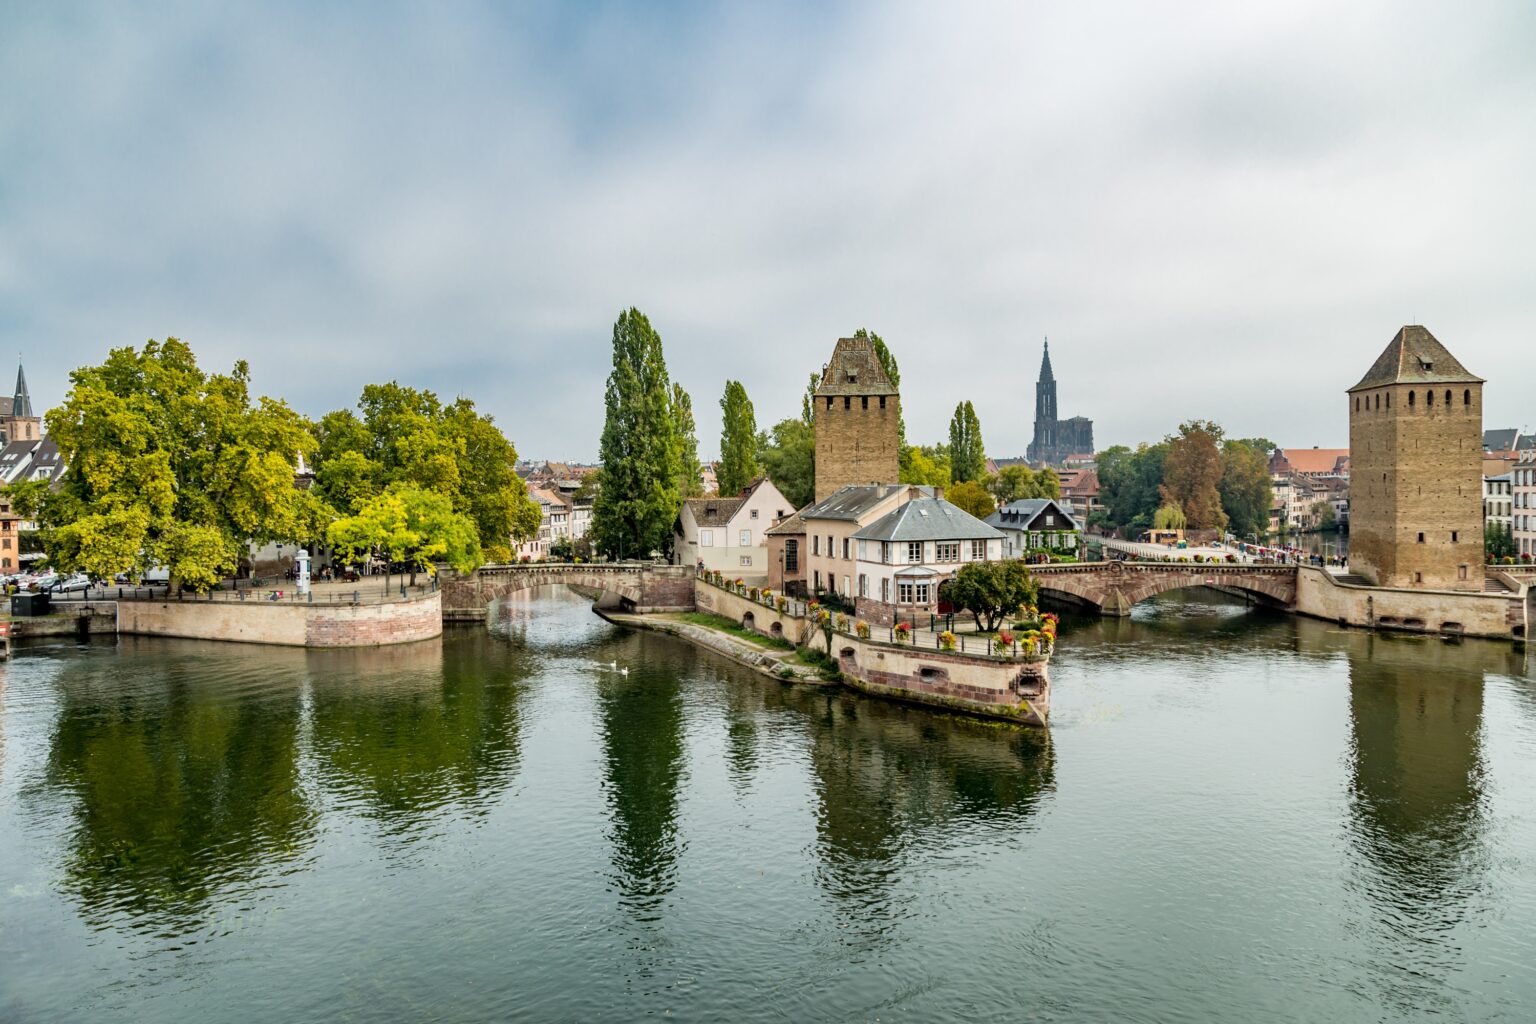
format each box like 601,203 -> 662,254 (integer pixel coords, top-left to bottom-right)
1295,567 -> 1526,640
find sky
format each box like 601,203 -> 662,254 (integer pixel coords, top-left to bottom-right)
3,0 -> 1533,462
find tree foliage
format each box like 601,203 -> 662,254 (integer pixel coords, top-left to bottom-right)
1309,500 -> 1337,530
758,417 -> 816,509
1219,438 -> 1273,538
1153,504 -> 1188,531
900,444 -> 951,486
17,338 -> 321,590
1486,522 -> 1515,559
1096,442 -> 1169,534
989,464 -> 1060,503
943,560 -> 1039,632
671,383 -> 704,498
854,327 -> 903,447
948,401 -> 986,483
327,484 -> 480,581
310,382 -> 539,556
1160,420 -> 1228,531
946,480 -> 996,520
592,308 -> 684,558
718,380 -> 761,497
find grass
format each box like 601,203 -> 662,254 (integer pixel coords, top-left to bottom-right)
672,611 -> 794,650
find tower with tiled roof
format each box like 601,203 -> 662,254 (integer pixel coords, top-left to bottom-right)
1348,326 -> 1483,590
812,336 -> 900,500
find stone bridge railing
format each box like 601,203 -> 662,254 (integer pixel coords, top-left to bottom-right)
440,561 -> 696,620
1029,561 -> 1299,616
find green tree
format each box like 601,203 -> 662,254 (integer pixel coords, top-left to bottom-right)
1486,523 -> 1515,559
989,464 -> 1060,503
671,383 -> 704,498
900,444 -> 951,486
327,484 -> 480,590
15,338 -> 320,591
947,480 -> 996,520
943,560 -> 1039,632
758,417 -> 816,509
1309,500 -> 1337,531
800,373 -> 820,424
1153,504 -> 1188,531
948,401 -> 986,483
592,308 -> 684,559
1097,443 -> 1169,534
1219,439 -> 1273,538
1160,421 -> 1227,531
718,380 -> 761,497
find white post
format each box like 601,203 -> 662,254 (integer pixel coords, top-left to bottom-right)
296,549 -> 312,595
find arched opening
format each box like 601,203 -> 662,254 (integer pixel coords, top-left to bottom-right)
769,621 -> 783,638
1408,390 -> 1415,407
1444,389 -> 1452,406
1354,397 -> 1359,412
1464,389 -> 1471,407
839,646 -> 856,661
1375,393 -> 1380,410
1427,389 -> 1435,407
742,611 -> 756,632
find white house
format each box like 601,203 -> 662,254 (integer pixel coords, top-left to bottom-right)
984,499 -> 1081,557
673,476 -> 792,578
849,494 -> 1004,625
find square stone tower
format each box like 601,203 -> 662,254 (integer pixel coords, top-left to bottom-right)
813,336 -> 900,500
1347,326 -> 1484,591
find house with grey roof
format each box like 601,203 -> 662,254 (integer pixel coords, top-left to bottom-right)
673,476 -> 791,578
845,492 -> 1003,625
799,484 -> 932,603
985,499 -> 1081,558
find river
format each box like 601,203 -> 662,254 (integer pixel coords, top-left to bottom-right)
1,587 -> 1533,1022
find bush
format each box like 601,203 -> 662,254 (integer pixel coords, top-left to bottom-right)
938,630 -> 956,651
855,620 -> 871,639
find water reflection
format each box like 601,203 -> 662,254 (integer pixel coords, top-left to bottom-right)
791,688 -> 1055,949
35,638 -> 317,936
306,635 -> 530,835
596,633 -> 689,920
1332,625 -> 1497,1015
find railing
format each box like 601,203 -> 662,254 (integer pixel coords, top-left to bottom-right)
1030,560 -> 1296,575
695,568 -> 809,619
42,577 -> 439,606
827,621 -> 1051,662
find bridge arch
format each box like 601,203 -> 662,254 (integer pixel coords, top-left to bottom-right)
439,562 -> 697,620
1030,563 -> 1298,617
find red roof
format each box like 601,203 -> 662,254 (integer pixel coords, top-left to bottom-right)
1274,448 -> 1349,475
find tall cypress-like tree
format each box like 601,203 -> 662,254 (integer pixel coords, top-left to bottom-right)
672,383 -> 704,498
717,380 -> 761,497
592,308 -> 684,559
948,401 -> 986,483
854,327 -> 903,446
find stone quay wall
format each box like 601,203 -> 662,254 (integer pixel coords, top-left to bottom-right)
828,630 -> 1049,725
1295,567 -> 1527,640
111,591 -> 443,647
693,578 -> 810,645
441,563 -> 696,620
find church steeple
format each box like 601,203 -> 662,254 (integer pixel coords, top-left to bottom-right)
1038,338 -> 1055,383
12,362 -> 32,419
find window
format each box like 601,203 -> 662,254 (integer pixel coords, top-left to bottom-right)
971,540 -> 986,559
1464,389 -> 1471,406
898,581 -> 914,603
1409,391 -> 1415,407
1414,572 -> 1423,583
740,556 -> 753,567
881,578 -> 890,602
936,542 -> 959,562
740,529 -> 751,546
1355,397 -> 1359,412
784,539 -> 798,572
859,574 -> 868,597
907,541 -> 923,563
843,396 -> 851,410
1445,389 -> 1451,406
915,583 -> 930,603
842,538 -> 850,560
814,570 -> 821,589
813,535 -> 820,555
828,534 -> 835,556
843,575 -> 850,596
1417,532 -> 1425,543
1458,565 -> 1469,581
879,396 -> 887,409
700,529 -> 714,547
750,509 -> 759,519
862,396 -> 868,409
1427,389 -> 1434,406
881,541 -> 890,563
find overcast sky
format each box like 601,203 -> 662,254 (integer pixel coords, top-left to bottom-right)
3,1 -> 1533,461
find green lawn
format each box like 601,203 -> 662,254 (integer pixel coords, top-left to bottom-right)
672,611 -> 794,650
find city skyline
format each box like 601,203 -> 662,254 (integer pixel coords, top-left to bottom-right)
4,2 -> 1533,459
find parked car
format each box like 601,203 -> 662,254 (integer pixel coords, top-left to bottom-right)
27,572 -> 59,591
51,574 -> 94,593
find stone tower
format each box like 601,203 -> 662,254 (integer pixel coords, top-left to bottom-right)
1347,326 -> 1483,591
1028,340 -> 1058,462
812,336 -> 900,500
1,362 -> 39,444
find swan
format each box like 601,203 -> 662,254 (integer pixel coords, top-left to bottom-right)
619,667 -> 629,676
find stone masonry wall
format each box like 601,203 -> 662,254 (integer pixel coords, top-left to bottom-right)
1295,566 -> 1524,639
115,592 -> 442,647
1350,382 -> 1484,590
814,396 -> 900,500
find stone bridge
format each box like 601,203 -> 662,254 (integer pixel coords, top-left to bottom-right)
1030,561 -> 1298,616
439,562 -> 696,621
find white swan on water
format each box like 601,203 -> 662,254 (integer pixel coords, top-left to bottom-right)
619,667 -> 629,676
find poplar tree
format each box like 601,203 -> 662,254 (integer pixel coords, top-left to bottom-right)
717,380 -> 761,496
672,383 -> 704,498
948,401 -> 986,483
592,308 -> 683,559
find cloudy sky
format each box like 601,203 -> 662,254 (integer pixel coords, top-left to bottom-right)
3,1 -> 1533,461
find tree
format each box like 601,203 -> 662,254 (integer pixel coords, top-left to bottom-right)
310,384 -> 540,552
1219,439 -> 1273,538
327,484 -> 480,590
1486,522 -> 1515,559
671,383 -> 704,498
800,373 -> 820,424
718,380 -> 761,497
1160,420 -> 1227,531
758,417 -> 816,509
1153,504 -> 1188,531
948,401 -> 986,483
944,560 -> 1039,632
990,464 -> 1060,503
1096,443 -> 1169,534
900,444 -> 951,486
592,308 -> 684,559
16,338 -> 321,591
947,480 -> 996,520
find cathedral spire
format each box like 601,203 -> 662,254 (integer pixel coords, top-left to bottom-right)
1038,338 -> 1054,383
12,361 -> 32,419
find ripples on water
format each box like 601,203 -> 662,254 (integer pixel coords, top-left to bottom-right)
0,586 -> 1533,1022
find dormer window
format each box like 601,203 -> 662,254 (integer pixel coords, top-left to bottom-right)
1419,358 -> 1433,371
846,373 -> 856,383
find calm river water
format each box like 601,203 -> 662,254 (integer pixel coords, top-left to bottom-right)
2,588 -> 1534,1023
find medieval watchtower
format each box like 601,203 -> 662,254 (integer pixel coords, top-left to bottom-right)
813,336 -> 900,500
1347,325 -> 1483,591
